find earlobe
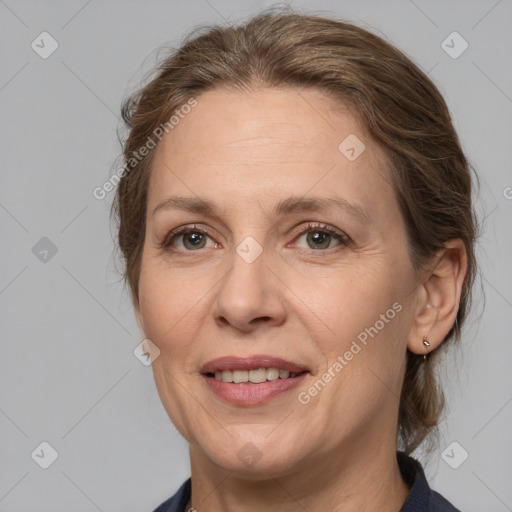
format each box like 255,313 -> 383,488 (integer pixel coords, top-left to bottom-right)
407,239 -> 468,355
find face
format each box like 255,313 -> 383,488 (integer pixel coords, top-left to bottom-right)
135,87 -> 422,477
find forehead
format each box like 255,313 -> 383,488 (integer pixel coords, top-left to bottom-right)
156,87 -> 368,160
149,87 -> 395,221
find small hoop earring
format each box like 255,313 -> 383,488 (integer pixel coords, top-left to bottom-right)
423,336 -> 431,360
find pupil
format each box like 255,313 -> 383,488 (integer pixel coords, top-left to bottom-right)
185,232 -> 204,249
189,233 -> 201,244
308,231 -> 329,249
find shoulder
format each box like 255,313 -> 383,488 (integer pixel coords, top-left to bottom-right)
431,489 -> 462,512
151,478 -> 191,512
397,452 -> 462,512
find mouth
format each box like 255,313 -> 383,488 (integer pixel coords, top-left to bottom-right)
201,355 -> 310,406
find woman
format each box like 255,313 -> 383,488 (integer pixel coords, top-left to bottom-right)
112,9 -> 478,512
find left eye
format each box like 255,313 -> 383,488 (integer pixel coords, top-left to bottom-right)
292,224 -> 347,251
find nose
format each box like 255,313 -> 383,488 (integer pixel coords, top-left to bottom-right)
212,243 -> 287,334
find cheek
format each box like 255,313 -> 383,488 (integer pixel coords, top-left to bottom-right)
137,263 -> 206,359
305,265 -> 399,336
304,262 -> 410,395
137,264 -> 211,438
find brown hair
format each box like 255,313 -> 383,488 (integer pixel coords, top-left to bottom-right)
112,8 -> 479,454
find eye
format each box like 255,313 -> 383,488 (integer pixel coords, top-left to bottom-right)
292,222 -> 349,251
161,224 -> 218,252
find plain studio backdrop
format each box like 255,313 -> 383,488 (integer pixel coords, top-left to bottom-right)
0,1 -> 511,511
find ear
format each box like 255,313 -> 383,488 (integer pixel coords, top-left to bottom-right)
407,239 -> 468,355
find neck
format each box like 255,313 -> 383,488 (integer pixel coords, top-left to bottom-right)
188,437 -> 410,512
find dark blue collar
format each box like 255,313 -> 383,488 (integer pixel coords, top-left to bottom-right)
152,452 -> 461,511
397,451 -> 461,511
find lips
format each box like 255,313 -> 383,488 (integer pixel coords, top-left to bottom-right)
201,355 -> 310,406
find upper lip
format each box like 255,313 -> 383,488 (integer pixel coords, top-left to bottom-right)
201,355 -> 309,374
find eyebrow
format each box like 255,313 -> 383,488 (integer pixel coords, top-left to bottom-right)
152,195 -> 371,223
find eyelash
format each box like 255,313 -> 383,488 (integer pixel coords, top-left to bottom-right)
160,222 -> 350,255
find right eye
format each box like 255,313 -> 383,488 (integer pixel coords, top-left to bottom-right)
161,224 -> 219,252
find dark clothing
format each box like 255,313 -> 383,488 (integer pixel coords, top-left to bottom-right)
397,452 -> 461,511
152,451 -> 461,511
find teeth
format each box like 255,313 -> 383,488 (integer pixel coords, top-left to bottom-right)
249,368 -> 267,383
266,367 -> 280,381
213,367 -> 303,383
233,370 -> 249,383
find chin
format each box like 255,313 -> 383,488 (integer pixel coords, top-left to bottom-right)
194,428 -> 306,477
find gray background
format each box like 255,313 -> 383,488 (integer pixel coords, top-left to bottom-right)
0,0 -> 511,510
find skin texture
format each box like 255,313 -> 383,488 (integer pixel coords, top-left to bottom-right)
134,87 -> 467,511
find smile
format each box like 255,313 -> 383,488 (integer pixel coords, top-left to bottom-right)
201,355 -> 310,405
212,368 -> 305,383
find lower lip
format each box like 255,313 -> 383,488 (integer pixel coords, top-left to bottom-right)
204,374 -> 308,406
